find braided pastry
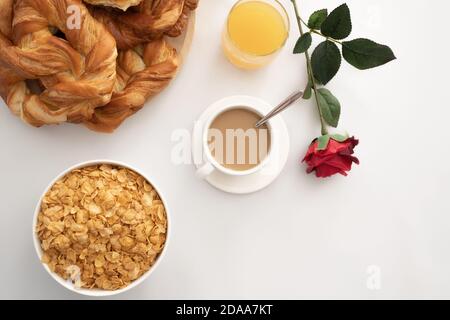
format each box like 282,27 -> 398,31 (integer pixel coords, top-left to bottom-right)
0,0 -> 197,131
85,38 -> 179,132
0,0 -> 14,39
0,0 -> 117,126
83,0 -> 197,132
88,0 -> 198,50
166,0 -> 198,37
83,0 -> 143,11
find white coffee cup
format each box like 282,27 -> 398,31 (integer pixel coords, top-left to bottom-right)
195,96 -> 277,179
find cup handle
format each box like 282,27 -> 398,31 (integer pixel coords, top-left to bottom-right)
196,162 -> 215,179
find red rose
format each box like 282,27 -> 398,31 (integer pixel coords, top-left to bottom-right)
302,136 -> 359,178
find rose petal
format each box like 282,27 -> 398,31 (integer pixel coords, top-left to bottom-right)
314,163 -> 345,178
302,136 -> 360,178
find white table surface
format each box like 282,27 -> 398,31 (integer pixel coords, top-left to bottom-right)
1,0 -> 449,300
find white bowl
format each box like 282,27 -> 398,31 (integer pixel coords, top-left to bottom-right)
32,160 -> 171,297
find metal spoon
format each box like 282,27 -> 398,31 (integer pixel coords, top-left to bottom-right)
255,90 -> 304,128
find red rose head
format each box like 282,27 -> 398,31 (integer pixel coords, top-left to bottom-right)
302,136 -> 359,178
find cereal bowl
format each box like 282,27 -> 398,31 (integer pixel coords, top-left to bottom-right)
32,160 -> 171,297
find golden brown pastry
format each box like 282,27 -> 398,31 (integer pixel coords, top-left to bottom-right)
88,0 -> 196,50
166,0 -> 198,37
83,0 -> 143,11
0,0 -> 15,101
83,0 -> 198,132
0,0 -> 117,126
0,0 -> 14,39
85,38 -> 179,132
0,0 -> 198,131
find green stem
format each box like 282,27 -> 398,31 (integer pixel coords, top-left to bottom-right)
309,29 -> 342,45
290,0 -> 328,136
299,17 -> 308,27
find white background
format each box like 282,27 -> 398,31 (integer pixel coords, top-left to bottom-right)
1,0 -> 449,299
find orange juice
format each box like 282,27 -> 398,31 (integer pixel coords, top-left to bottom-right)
222,0 -> 289,69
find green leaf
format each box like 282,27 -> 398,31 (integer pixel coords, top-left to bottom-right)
321,3 -> 352,40
303,81 -> 312,100
308,9 -> 328,29
342,38 -> 396,70
317,88 -> 341,127
311,41 -> 342,85
293,33 -> 312,54
331,134 -> 348,142
317,135 -> 331,150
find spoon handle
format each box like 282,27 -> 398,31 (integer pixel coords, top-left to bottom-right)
255,90 -> 304,128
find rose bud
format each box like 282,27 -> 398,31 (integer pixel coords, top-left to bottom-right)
302,135 -> 359,178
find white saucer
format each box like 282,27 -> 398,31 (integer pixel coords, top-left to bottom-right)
192,97 -> 290,194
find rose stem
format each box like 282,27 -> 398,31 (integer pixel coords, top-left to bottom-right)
290,0 -> 328,136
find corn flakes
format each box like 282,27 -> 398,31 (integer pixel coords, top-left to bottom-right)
36,165 -> 168,290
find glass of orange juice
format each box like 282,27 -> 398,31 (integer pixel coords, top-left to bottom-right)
222,0 -> 290,70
